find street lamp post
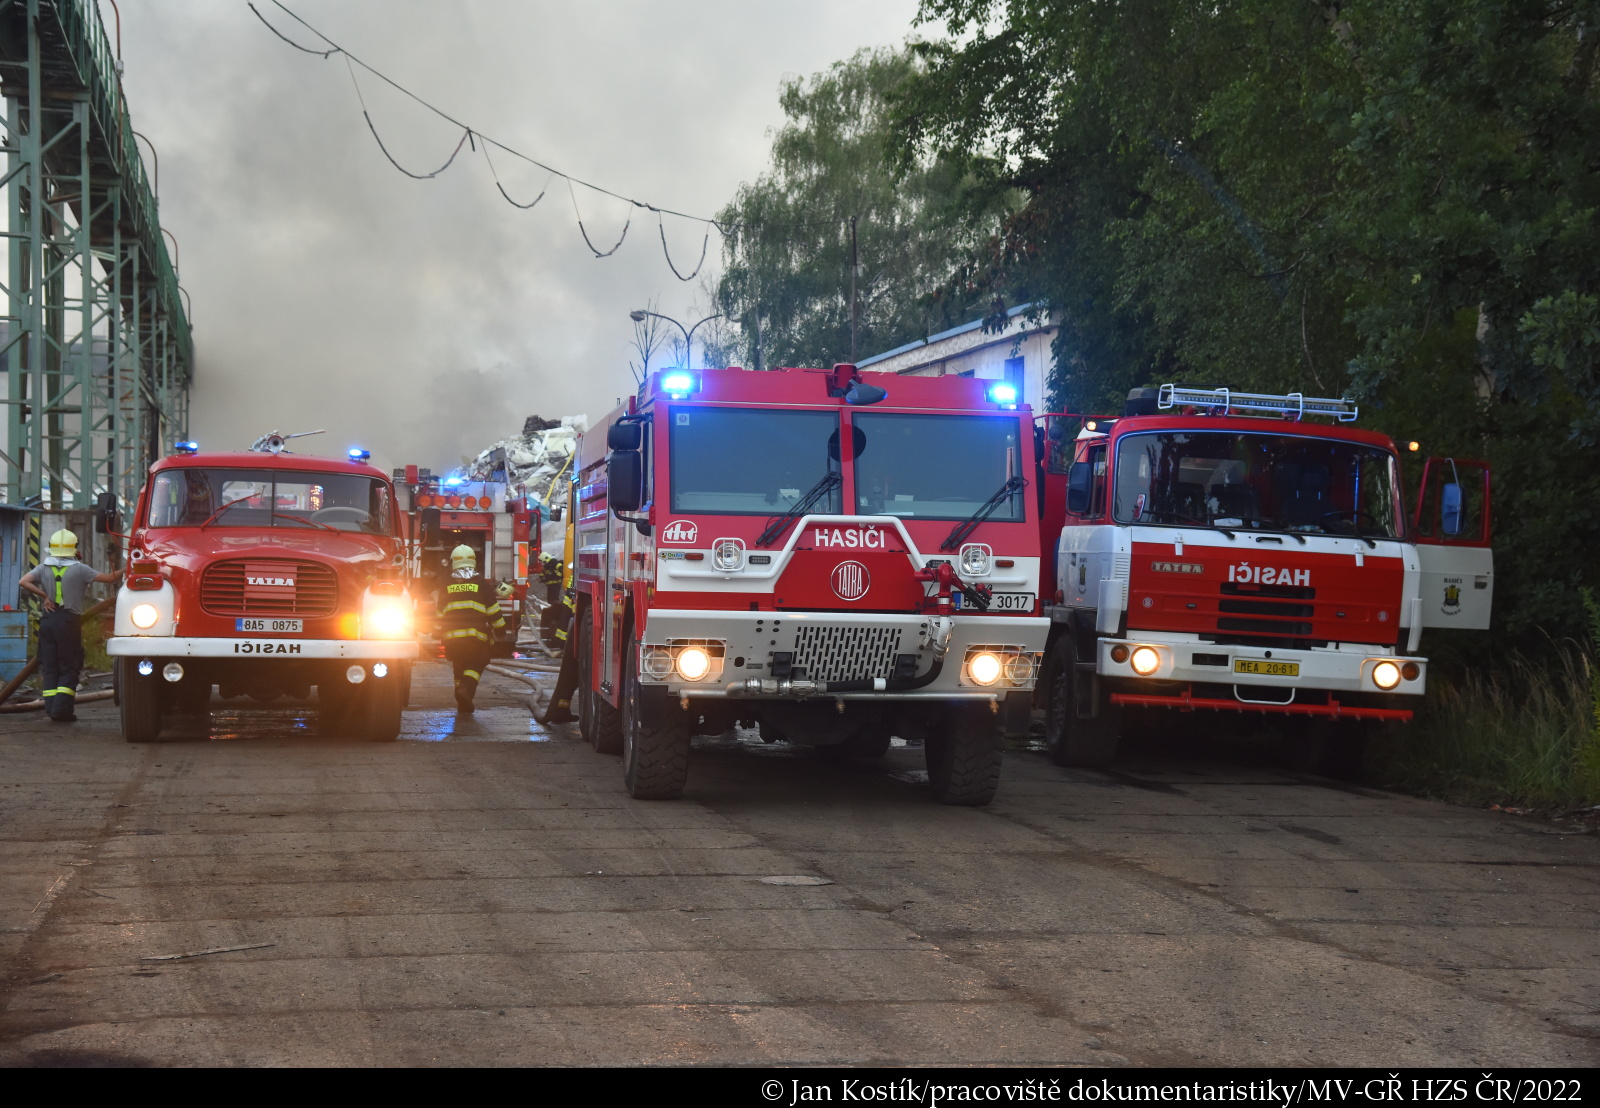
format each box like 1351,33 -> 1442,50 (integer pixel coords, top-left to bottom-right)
629,309 -> 722,372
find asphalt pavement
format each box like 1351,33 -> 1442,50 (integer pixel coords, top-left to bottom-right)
0,659 -> 1593,1067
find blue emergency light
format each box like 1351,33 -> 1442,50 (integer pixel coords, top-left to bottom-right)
661,371 -> 696,398
173,440 -> 199,455
988,383 -> 1019,408
348,447 -> 371,463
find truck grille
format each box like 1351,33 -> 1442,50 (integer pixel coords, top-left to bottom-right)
1214,582 -> 1313,640
791,624 -> 902,683
199,560 -> 339,617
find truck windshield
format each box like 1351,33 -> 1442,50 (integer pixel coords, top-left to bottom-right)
853,413 -> 1026,521
669,406 -> 843,515
1112,431 -> 1400,537
146,468 -> 393,534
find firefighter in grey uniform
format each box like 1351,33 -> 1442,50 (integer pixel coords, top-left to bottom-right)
19,529 -> 119,722
437,544 -> 506,714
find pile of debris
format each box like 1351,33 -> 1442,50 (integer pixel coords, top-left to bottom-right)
455,414 -> 587,510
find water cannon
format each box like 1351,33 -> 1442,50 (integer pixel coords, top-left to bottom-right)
250,428 -> 326,454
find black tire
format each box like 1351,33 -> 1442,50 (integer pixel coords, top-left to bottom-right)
924,702 -> 1001,805
1043,634 -> 1121,767
117,657 -> 163,743
621,644 -> 690,799
363,667 -> 404,742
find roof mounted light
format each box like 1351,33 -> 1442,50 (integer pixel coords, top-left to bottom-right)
1158,384 -> 1359,422
348,447 -> 371,463
172,440 -> 199,455
660,371 -> 697,398
987,383 -> 1018,408
844,380 -> 888,405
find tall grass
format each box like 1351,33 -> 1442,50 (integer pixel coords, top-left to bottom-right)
1370,637 -> 1599,811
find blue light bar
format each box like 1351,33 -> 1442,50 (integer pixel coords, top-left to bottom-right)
444,476 -> 463,486
348,447 -> 371,463
988,383 -> 1019,406
661,371 -> 696,397
173,440 -> 199,455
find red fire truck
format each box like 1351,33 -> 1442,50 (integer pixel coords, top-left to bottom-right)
108,439 -> 419,743
392,467 -> 541,640
574,363 -> 1051,804
1036,384 -> 1493,771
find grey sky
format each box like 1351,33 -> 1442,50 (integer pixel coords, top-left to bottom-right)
115,0 -> 921,474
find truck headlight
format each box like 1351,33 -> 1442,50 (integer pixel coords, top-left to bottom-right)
959,543 -> 992,577
1371,660 -> 1402,690
642,647 -> 673,680
130,603 -> 160,629
1129,646 -> 1162,676
712,539 -> 744,572
367,602 -> 412,638
966,650 -> 1003,686
675,646 -> 711,682
1004,652 -> 1037,685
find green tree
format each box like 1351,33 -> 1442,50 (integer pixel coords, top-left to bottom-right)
716,47 -> 1013,370
894,0 -> 1600,641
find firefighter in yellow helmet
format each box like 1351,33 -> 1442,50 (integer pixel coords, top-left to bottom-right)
19,529 -> 119,722
435,544 -> 506,714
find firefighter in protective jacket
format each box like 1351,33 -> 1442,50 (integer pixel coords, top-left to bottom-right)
19,530 -> 118,722
437,544 -> 506,714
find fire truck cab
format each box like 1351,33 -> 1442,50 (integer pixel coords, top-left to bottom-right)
574,363 -> 1051,804
107,441 -> 419,743
1038,384 -> 1493,770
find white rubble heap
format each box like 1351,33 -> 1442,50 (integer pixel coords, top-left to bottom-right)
451,414 -> 586,552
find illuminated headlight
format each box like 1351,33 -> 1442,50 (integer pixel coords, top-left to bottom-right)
1129,646 -> 1162,676
713,538 -> 745,572
642,647 -> 673,680
372,663 -> 389,678
959,543 -> 992,577
130,603 -> 160,629
966,651 -> 1003,686
675,646 -> 712,682
1371,660 -> 1402,690
367,601 -> 412,638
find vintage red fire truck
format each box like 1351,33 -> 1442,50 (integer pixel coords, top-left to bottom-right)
573,363 -> 1051,804
392,466 -> 541,638
107,438 -> 419,743
1035,384 -> 1493,771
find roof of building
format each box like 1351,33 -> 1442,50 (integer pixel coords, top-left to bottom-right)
856,302 -> 1052,369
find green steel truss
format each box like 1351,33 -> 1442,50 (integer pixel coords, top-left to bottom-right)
0,0 -> 190,512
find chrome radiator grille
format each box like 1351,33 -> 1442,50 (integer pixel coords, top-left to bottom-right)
791,624 -> 903,683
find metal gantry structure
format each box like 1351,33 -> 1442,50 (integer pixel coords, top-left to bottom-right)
0,0 -> 190,513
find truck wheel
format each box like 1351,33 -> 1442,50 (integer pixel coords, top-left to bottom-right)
1043,635 -> 1121,767
363,669 -> 404,742
117,657 -> 163,743
924,702 -> 1001,805
621,646 -> 690,799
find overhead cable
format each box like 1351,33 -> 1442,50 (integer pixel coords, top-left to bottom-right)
344,55 -> 471,180
566,179 -> 630,258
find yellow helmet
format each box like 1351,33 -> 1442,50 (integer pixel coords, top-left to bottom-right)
48,528 -> 78,557
450,544 -> 477,570
495,581 -> 514,599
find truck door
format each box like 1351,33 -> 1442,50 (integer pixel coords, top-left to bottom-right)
1411,457 -> 1493,629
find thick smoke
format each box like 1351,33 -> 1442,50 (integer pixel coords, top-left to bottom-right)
115,0 -> 918,471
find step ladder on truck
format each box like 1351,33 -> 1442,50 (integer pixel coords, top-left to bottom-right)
1034,385 -> 1494,774
574,363 -> 1051,804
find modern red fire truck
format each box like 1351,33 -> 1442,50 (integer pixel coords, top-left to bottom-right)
108,438 -> 419,743
392,467 -> 541,641
574,363 -> 1050,804
1035,384 -> 1493,771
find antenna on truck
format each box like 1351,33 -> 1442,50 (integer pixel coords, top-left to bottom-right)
249,429 -> 326,454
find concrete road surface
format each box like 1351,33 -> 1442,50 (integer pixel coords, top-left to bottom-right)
0,659 -> 1594,1067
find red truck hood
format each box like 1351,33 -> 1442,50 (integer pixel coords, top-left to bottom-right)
133,528 -> 392,596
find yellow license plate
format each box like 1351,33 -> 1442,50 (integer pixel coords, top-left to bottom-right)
1235,659 -> 1299,677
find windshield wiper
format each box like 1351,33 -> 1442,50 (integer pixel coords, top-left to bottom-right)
198,494 -> 258,529
941,476 -> 1026,552
756,471 -> 841,548
273,512 -> 341,533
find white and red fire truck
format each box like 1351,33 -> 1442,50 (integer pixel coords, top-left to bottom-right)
1035,384 -> 1493,771
393,466 -> 542,646
573,363 -> 1050,804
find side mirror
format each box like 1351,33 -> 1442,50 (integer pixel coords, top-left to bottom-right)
607,422 -> 642,451
608,450 -> 644,513
1440,482 -> 1464,536
419,506 -> 442,546
94,491 -> 119,534
1067,461 -> 1093,514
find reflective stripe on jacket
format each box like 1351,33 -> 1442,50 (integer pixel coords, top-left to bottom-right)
437,576 -> 506,642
